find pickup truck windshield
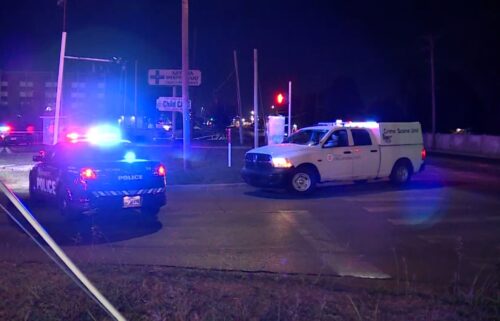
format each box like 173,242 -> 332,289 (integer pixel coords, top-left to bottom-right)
284,129 -> 329,145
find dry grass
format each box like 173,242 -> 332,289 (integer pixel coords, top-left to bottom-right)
0,261 -> 498,321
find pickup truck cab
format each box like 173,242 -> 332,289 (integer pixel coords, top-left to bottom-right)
241,121 -> 426,194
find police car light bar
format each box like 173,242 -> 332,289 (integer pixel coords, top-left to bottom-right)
317,120 -> 379,129
86,125 -> 122,145
124,151 -> 136,163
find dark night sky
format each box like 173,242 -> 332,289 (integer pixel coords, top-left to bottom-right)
1,0 -> 499,133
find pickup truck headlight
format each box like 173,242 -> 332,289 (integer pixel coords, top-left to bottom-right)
271,157 -> 292,168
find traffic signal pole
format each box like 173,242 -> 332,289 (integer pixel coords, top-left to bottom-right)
288,81 -> 292,137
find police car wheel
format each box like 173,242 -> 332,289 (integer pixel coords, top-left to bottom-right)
390,160 -> 412,185
58,187 -> 82,219
289,167 -> 317,194
141,206 -> 161,217
29,176 -> 40,201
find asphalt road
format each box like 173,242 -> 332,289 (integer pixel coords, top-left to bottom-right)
0,157 -> 499,287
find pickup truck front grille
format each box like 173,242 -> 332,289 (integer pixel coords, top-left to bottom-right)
245,153 -> 272,169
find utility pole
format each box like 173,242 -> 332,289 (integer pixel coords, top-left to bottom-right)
253,49 -> 258,148
426,35 -> 437,149
122,62 -> 128,116
53,0 -> 68,144
181,0 -> 190,169
233,50 -> 243,145
134,60 -> 138,127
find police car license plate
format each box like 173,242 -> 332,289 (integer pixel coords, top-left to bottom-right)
123,196 -> 142,208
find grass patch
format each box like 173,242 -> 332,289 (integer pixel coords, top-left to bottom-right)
0,261 -> 497,321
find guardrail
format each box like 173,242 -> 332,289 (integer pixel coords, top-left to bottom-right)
423,133 -> 500,159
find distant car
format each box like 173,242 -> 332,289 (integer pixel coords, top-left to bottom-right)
29,139 -> 167,218
0,125 -> 36,146
4,131 -> 35,145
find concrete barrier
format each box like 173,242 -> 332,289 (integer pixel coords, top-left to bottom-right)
424,133 -> 500,159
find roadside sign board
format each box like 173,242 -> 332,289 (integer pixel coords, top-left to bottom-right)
148,69 -> 201,86
156,97 -> 191,112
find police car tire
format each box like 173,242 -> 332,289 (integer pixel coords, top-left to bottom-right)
58,187 -> 82,219
29,173 -> 42,201
141,206 -> 161,216
288,166 -> 317,194
390,160 -> 412,185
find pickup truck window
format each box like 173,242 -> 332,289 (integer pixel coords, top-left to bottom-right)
351,129 -> 372,146
284,129 -> 329,146
324,129 -> 349,147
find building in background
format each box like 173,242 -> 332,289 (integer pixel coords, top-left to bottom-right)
0,69 -> 122,130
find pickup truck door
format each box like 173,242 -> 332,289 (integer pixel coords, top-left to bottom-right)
317,129 -> 353,180
351,128 -> 380,178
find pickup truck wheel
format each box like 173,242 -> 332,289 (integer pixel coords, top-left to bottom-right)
289,167 -> 317,194
390,160 -> 412,185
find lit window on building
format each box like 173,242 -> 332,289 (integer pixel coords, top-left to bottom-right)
71,82 -> 86,89
71,92 -> 86,98
20,91 -> 34,97
45,82 -> 57,87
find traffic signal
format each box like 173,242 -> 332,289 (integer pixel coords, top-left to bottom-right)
275,93 -> 286,105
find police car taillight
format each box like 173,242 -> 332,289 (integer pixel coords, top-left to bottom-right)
421,148 -> 427,160
154,164 -> 166,177
80,167 -> 97,180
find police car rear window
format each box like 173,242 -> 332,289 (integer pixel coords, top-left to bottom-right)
53,142 -> 144,163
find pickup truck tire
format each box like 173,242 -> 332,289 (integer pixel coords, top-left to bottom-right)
288,166 -> 318,194
390,160 -> 412,185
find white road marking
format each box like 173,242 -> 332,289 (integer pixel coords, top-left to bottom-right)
390,216 -> 500,226
278,210 -> 390,279
343,196 -> 443,202
363,205 -> 454,213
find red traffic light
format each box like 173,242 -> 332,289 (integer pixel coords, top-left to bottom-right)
276,93 -> 285,105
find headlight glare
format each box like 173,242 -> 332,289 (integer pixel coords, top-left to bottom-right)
271,157 -> 292,168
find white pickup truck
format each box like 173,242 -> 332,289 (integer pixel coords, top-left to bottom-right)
241,121 -> 426,194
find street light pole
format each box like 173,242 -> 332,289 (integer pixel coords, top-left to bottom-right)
53,0 -> 68,144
